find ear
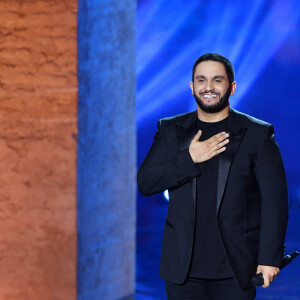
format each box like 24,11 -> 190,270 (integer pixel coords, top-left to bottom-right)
190,81 -> 194,94
230,81 -> 237,96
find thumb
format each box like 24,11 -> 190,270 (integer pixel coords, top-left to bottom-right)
192,130 -> 202,142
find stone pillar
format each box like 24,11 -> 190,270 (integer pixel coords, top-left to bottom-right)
0,1 -> 77,300
77,1 -> 136,299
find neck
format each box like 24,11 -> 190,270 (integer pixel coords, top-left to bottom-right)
197,106 -> 230,122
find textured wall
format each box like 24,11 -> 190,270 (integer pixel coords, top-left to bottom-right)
77,1 -> 136,299
0,1 -> 77,299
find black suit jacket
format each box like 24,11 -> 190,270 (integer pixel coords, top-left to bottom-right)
137,108 -> 288,289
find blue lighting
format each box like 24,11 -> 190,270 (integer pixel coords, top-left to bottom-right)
136,0 -> 300,123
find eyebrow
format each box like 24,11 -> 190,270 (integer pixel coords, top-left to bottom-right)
195,75 -> 226,80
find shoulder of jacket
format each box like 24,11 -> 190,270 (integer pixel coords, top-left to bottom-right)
158,111 -> 196,127
232,109 -> 272,130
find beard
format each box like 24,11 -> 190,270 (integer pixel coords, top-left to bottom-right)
193,87 -> 231,113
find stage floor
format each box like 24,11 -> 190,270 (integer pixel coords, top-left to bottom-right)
136,194 -> 300,299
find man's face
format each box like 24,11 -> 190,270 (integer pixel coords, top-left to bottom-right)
190,61 -> 236,114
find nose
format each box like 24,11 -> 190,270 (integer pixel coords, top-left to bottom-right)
204,81 -> 214,92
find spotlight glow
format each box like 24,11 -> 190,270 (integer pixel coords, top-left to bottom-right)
163,190 -> 169,201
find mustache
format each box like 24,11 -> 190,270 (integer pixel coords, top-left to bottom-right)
199,90 -> 220,96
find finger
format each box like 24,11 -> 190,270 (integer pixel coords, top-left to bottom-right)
210,138 -> 229,152
210,131 -> 227,142
192,130 -> 202,142
209,146 -> 226,158
273,271 -> 279,280
262,275 -> 270,288
209,132 -> 229,145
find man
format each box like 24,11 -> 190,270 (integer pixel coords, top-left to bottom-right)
137,53 -> 288,299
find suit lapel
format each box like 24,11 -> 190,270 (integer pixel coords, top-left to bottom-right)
176,123 -> 196,151
216,109 -> 247,214
176,113 -> 197,210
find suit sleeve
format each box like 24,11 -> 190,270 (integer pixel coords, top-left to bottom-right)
137,120 -> 201,196
255,125 -> 288,267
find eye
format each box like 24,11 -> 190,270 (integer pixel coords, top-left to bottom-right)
198,79 -> 205,83
214,79 -> 222,83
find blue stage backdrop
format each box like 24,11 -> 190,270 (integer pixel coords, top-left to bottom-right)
136,0 -> 300,299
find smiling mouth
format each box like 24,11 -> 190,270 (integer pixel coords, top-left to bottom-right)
201,93 -> 219,99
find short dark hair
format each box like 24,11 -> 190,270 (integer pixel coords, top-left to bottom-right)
192,53 -> 235,84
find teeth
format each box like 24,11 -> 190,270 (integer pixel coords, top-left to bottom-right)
203,94 -> 217,98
